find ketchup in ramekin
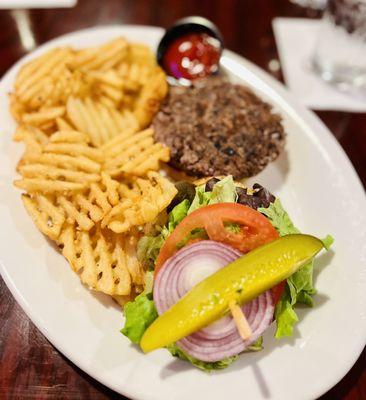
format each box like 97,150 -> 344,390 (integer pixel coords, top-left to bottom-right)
161,32 -> 221,80
157,16 -> 224,83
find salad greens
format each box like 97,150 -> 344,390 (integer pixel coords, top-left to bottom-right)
122,177 -> 333,370
188,176 -> 236,213
166,344 -> 238,371
259,200 -> 333,338
121,293 -> 157,344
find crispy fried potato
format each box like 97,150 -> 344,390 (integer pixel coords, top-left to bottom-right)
15,129 -> 104,195
12,37 -> 172,301
103,172 -> 177,233
69,38 -> 128,72
56,173 -> 121,231
50,130 -> 90,143
103,128 -> 170,176
127,43 -> 156,66
66,97 -> 139,146
14,178 -> 86,193
44,142 -> 104,162
21,106 -> 65,126
18,164 -> 100,183
22,193 -> 65,240
24,152 -> 101,173
58,224 -> 142,296
133,68 -> 168,128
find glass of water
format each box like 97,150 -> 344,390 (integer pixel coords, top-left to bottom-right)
313,0 -> 366,93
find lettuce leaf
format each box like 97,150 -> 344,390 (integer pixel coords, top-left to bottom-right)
209,176 -> 237,204
188,176 -> 237,214
322,234 -> 334,250
166,343 -> 238,372
188,185 -> 212,213
137,235 -> 165,270
246,336 -> 263,352
168,199 -> 190,231
259,198 -> 300,235
259,199 -> 334,338
120,293 -> 158,344
137,200 -> 191,269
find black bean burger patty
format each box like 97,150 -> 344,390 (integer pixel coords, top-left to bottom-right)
153,77 -> 285,179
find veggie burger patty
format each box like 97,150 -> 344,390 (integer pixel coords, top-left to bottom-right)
153,77 -> 285,179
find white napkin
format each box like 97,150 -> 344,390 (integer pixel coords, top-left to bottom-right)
272,18 -> 366,112
0,0 -> 77,8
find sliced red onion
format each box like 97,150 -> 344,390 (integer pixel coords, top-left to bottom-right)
154,240 -> 275,362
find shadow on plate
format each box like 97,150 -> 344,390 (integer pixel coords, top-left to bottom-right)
246,149 -> 289,195
313,249 -> 335,283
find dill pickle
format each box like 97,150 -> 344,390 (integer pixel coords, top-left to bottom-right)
140,234 -> 323,352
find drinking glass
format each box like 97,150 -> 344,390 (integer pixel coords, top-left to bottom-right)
312,0 -> 366,93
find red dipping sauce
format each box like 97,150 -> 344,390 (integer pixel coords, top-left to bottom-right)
162,33 -> 221,81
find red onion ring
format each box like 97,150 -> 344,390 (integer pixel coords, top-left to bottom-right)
154,240 -> 275,362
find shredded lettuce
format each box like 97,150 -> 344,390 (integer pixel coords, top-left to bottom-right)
176,228 -> 208,249
143,271 -> 154,294
120,293 -> 158,344
137,235 -> 165,270
224,222 -> 241,233
246,336 -> 264,352
259,199 -> 334,338
166,343 -> 238,372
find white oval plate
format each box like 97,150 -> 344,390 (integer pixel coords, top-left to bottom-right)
1,26 -> 365,400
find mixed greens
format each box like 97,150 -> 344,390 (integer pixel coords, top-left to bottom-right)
120,177 -> 333,371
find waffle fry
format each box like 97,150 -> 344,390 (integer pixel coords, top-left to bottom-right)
18,163 -> 100,184
22,193 -> 65,240
133,68 -> 168,128
13,125 -> 48,145
55,173 -> 121,231
127,43 -> 156,66
12,48 -> 94,116
103,172 -> 177,233
103,128 -> 170,176
50,130 -> 90,143
44,142 -> 104,162
66,97 -> 139,146
15,48 -> 72,98
117,62 -> 155,89
14,178 -> 86,193
56,117 -> 73,131
69,38 -> 128,71
58,225 -> 143,296
24,152 -> 101,174
15,128 -> 104,194
20,106 -> 65,126
11,37 -> 173,302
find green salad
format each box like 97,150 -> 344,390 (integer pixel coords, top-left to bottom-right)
120,177 -> 333,371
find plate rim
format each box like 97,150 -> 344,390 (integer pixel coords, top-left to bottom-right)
0,24 -> 365,400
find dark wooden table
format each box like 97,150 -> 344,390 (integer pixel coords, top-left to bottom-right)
0,1 -> 365,399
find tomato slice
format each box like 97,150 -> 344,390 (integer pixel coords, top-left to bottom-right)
271,280 -> 286,305
155,203 -> 279,275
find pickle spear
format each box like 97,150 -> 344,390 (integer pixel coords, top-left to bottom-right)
140,234 -> 323,353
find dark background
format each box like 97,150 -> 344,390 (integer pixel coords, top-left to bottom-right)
0,0 -> 365,399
